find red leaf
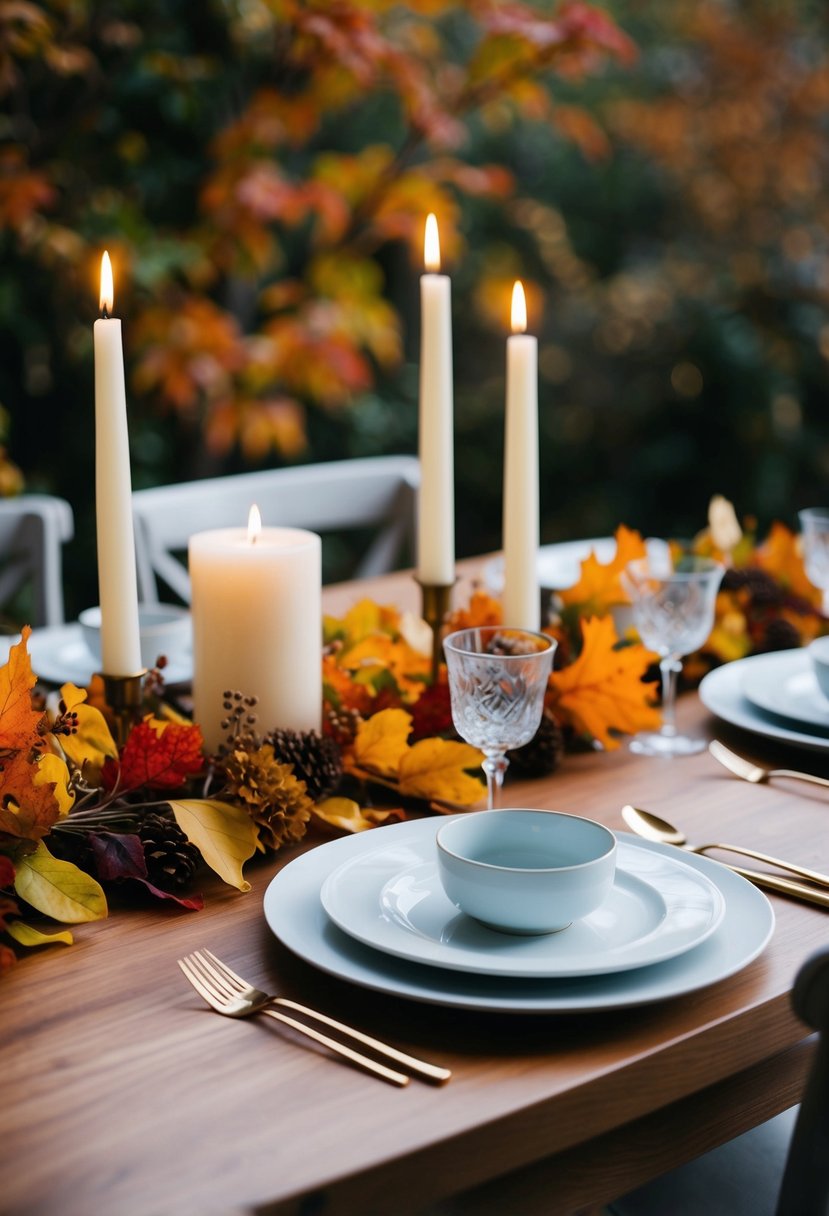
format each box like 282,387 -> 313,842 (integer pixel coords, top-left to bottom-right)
132,879 -> 204,911
88,831 -> 147,882
0,855 -> 15,888
116,720 -> 205,792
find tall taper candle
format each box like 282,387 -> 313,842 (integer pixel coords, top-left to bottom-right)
502,280 -> 540,630
94,251 -> 142,675
416,213 -> 455,586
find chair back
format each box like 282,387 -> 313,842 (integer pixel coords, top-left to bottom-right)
132,456 -> 420,603
776,945 -> 829,1216
0,494 -> 74,628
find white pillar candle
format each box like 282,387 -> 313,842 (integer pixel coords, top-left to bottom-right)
94,251 -> 142,676
502,280 -> 540,630
416,213 -> 455,586
190,510 -> 322,753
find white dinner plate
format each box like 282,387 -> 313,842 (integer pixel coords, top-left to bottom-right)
741,650 -> 829,732
699,656 -> 829,753
263,820 -> 774,1014
319,834 -> 724,978
23,624 -> 193,687
484,537 -> 617,594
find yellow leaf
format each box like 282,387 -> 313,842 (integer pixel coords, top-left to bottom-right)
347,708 -> 412,777
311,797 -> 403,834
548,616 -> 661,750
6,920 -> 74,948
343,598 -> 383,643
14,841 -> 108,923
33,752 -> 74,815
169,798 -> 259,892
559,526 -> 647,614
59,682 -> 117,774
398,737 -> 484,806
0,626 -> 43,751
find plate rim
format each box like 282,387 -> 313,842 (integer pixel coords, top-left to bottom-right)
319,834 -> 725,979
699,653 -> 829,753
263,820 -> 774,1014
740,650 -> 829,732
21,623 -> 193,686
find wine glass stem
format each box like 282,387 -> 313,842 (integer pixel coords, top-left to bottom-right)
659,656 -> 682,739
482,753 -> 509,810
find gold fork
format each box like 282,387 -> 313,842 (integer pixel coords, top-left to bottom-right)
709,740 -> 829,789
178,949 -> 451,1087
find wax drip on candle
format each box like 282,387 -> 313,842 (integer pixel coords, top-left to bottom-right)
424,213 -> 441,273
511,279 -> 527,334
248,504 -> 262,545
100,250 -> 114,320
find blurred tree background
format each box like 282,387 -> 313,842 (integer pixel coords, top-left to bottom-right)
1,0 -> 828,615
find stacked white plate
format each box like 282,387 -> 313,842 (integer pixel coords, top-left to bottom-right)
699,649 -> 829,753
264,816 -> 774,1014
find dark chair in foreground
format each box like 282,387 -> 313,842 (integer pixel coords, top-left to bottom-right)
131,455 -> 420,603
0,494 -> 74,628
611,945 -> 829,1216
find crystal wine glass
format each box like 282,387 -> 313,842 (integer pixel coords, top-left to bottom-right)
443,625 -> 556,809
622,554 -> 724,757
799,508 -> 829,615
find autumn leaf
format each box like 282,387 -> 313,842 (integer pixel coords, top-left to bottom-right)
445,590 -> 503,632
59,682 -> 117,776
33,752 -> 74,816
114,718 -> 204,792
398,737 -> 484,806
754,522 -> 819,605
345,708 -> 412,777
311,797 -> 405,834
169,798 -> 259,892
558,526 -> 647,614
0,751 -> 63,844
548,616 -> 661,750
5,921 -> 73,949
0,627 -> 44,751
87,831 -> 203,909
14,841 -> 108,923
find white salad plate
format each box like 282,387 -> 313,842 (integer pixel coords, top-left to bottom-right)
264,819 -> 774,1014
699,654 -> 829,753
22,624 -> 193,687
741,650 -> 829,732
319,834 -> 724,978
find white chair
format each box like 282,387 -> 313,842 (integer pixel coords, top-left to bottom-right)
610,946 -> 829,1216
0,494 -> 74,628
131,455 -> 420,603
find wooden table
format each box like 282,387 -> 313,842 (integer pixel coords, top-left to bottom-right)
3,567 -> 829,1216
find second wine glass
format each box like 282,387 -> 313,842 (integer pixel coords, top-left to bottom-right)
622,554 -> 724,757
443,625 -> 556,809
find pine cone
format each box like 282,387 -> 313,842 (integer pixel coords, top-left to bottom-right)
507,710 -> 565,777
223,743 -> 312,850
757,617 -> 801,653
138,812 -> 200,892
323,703 -> 361,747
485,631 -> 544,656
265,728 -> 342,800
722,566 -> 783,608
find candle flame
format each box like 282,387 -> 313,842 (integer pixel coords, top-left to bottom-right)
424,213 -> 441,272
99,251 -> 114,316
247,503 -> 262,544
510,281 -> 527,334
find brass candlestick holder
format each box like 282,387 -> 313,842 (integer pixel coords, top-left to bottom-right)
417,579 -> 455,682
101,670 -> 147,747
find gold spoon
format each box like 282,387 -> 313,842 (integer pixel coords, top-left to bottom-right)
621,804 -> 829,909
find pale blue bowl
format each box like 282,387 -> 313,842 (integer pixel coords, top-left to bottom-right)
436,809 -> 617,936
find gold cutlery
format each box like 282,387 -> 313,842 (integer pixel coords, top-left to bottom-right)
621,805 -> 829,909
709,739 -> 829,789
178,949 -> 451,1086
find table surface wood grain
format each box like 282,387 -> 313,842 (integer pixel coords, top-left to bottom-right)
3,564 -> 828,1216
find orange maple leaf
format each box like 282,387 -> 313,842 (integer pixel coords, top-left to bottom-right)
548,616 -> 660,750
754,522 -> 819,606
0,751 -> 62,844
0,628 -> 44,752
558,527 -> 647,614
111,719 -> 204,792
445,590 -> 503,633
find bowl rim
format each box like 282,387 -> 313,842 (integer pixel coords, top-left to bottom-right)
436,809 -> 617,874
